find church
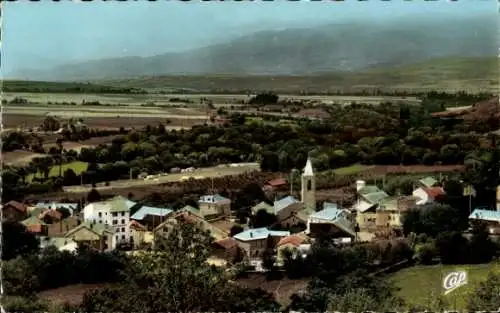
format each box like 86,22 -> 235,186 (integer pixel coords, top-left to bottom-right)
265,157 -> 356,239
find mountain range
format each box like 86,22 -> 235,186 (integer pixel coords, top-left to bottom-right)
9,14 -> 498,81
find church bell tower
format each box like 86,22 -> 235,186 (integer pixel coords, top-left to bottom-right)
301,157 -> 316,211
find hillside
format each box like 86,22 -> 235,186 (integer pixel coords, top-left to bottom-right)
101,57 -> 499,93
10,14 -> 498,82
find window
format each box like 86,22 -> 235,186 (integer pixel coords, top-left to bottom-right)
121,212 -> 125,217
121,219 -> 125,224
121,227 -> 125,232
98,212 -> 102,217
112,212 -> 117,217
121,235 -> 125,240
112,220 -> 117,225
103,235 -> 107,241
98,220 -> 102,224
307,180 -> 312,191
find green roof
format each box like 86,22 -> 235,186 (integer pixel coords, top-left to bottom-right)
419,177 -> 438,188
29,207 -> 44,217
45,237 -> 76,249
69,221 -> 114,236
379,197 -> 399,210
22,216 -> 47,226
363,191 -> 390,204
358,185 -> 381,195
297,207 -> 317,222
105,196 -> 137,213
251,201 -> 274,214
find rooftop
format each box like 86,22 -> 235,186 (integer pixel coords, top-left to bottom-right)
469,209 -> 500,223
267,178 -> 287,187
363,191 -> 390,204
277,235 -> 306,247
36,202 -> 78,210
22,216 -> 47,226
130,205 -> 173,220
233,227 -> 290,241
303,158 -> 314,176
106,196 -> 137,213
274,196 -> 299,213
310,207 -> 342,221
3,200 -> 26,213
67,221 -> 114,236
419,177 -> 438,188
358,185 -> 382,195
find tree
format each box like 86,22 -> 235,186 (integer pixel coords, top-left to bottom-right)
63,168 -> 79,186
2,221 -> 39,261
87,188 -> 101,203
229,225 -> 244,237
327,288 -> 402,312
251,209 -> 277,228
435,231 -> 469,264
466,272 -> 500,311
468,221 -> 497,264
80,220 -> 279,313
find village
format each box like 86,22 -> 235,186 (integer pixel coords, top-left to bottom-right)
3,157 -> 500,271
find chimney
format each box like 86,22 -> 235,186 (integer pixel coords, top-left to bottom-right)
356,180 -> 366,192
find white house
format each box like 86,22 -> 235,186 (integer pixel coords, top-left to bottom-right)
83,195 -> 137,245
412,186 -> 445,205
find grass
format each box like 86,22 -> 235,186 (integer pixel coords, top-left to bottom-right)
28,161 -> 89,182
389,262 -> 500,310
332,164 -> 374,175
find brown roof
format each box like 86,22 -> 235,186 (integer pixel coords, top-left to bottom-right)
277,235 -> 305,247
424,187 -> 445,199
214,237 -> 238,250
397,196 -> 418,212
267,178 -> 287,187
3,201 -> 26,213
39,209 -> 62,221
129,220 -> 147,231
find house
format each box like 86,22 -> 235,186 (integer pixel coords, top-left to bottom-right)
276,235 -> 311,264
306,203 -> 356,239
153,211 -> 228,245
211,237 -> 243,264
65,221 -> 116,251
497,186 -> 500,211
272,196 -> 305,226
22,216 -> 48,235
130,205 -> 173,229
40,236 -> 78,253
352,181 -> 390,213
46,216 -> 80,237
233,227 -> 290,258
469,208 -> 500,233
264,178 -> 287,191
198,194 -> 231,220
416,177 -> 439,189
129,220 -> 154,249
34,202 -> 78,216
83,195 -> 137,245
412,185 -> 445,206
1,201 -> 28,222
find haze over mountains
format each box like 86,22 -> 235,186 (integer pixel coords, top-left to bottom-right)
10,14 -> 498,81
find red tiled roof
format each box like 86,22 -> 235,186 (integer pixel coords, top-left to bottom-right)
267,178 -> 287,187
424,187 -> 445,199
214,237 -> 238,250
277,235 -> 305,247
3,201 -> 26,213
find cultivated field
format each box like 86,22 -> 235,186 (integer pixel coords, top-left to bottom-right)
28,161 -> 89,182
63,163 -> 261,193
2,150 -> 48,166
389,262 -> 500,310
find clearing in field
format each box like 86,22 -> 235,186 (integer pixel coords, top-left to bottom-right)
332,164 -> 374,175
28,161 -> 89,182
389,262 -> 500,310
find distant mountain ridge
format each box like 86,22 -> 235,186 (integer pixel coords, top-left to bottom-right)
9,14 -> 498,81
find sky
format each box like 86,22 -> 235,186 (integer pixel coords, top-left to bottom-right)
2,0 -> 497,75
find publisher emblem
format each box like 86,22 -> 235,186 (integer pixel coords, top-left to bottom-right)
443,270 -> 467,295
